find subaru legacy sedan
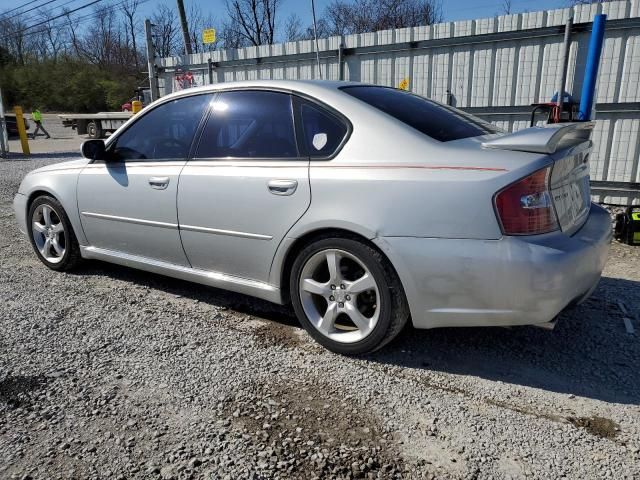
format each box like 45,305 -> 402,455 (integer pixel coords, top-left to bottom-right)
14,80 -> 612,355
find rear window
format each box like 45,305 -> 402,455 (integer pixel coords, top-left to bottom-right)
341,86 -> 500,142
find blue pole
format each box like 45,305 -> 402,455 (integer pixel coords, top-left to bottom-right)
578,14 -> 607,121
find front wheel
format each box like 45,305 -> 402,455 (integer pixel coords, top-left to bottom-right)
290,237 -> 409,355
27,195 -> 81,271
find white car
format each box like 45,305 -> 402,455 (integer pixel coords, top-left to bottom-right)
14,80 -> 612,354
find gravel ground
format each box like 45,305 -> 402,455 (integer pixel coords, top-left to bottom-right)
1,155 -> 639,480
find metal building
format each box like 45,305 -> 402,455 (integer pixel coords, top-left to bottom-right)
158,0 -> 640,204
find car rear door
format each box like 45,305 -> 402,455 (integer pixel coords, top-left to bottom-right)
177,89 -> 310,282
77,93 -> 212,265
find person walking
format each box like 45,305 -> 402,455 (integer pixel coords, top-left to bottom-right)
31,108 -> 50,139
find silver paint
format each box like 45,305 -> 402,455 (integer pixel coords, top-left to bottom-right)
13,80 -> 612,331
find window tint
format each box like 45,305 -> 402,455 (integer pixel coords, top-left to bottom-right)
111,94 -> 211,161
341,86 -> 501,142
195,91 -> 297,158
300,102 -> 348,157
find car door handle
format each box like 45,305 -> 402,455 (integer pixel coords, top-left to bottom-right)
148,177 -> 170,190
267,179 -> 298,196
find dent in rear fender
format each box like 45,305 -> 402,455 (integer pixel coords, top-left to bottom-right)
18,168 -> 88,245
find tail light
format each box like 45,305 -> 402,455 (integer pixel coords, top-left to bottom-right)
494,166 -> 559,235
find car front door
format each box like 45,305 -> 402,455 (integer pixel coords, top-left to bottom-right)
77,93 -> 212,265
177,89 -> 310,282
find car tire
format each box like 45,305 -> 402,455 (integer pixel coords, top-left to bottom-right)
27,195 -> 81,272
87,121 -> 102,139
290,236 -> 409,355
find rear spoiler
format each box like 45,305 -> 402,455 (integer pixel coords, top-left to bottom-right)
482,122 -> 594,154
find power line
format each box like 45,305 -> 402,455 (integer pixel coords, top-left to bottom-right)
1,0 -> 149,41
1,0 -> 104,38
10,0 -> 85,27
1,0 -> 64,21
0,0 -> 47,18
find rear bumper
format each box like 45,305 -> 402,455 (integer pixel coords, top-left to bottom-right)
13,193 -> 28,235
378,203 -> 612,329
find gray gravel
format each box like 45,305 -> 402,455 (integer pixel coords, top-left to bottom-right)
1,155 -> 640,480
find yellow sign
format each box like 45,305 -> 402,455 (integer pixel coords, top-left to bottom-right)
202,28 -> 216,44
399,78 -> 409,91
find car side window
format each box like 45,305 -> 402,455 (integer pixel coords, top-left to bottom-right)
300,101 -> 348,158
194,90 -> 298,159
111,94 -> 211,161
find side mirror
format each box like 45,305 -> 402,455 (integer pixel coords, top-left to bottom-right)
81,139 -> 106,160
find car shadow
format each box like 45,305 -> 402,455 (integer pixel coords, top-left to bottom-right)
71,262 -> 639,405
106,163 -> 129,187
365,276 -> 640,405
70,260 -> 298,326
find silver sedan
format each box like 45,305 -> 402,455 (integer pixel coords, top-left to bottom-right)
13,80 -> 612,354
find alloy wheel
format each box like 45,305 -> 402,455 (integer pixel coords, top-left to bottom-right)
299,248 -> 380,343
31,204 -> 66,264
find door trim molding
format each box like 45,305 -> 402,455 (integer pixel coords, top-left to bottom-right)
81,211 -> 179,229
80,246 -> 282,304
82,211 -> 273,240
180,224 -> 273,240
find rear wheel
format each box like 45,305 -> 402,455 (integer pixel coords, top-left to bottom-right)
290,237 -> 409,355
27,195 -> 81,271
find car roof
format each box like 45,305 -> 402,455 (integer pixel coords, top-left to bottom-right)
162,79 -> 368,102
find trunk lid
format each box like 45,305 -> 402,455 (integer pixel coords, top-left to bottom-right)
482,122 -> 594,234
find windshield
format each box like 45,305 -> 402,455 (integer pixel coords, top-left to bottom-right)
341,85 -> 501,142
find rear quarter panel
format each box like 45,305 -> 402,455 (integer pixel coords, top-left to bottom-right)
270,103 -> 553,292
288,108 -> 553,241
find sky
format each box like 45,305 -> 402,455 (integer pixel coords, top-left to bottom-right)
135,0 -> 573,31
1,0 -> 574,41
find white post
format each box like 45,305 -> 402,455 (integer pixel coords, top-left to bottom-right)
0,86 -> 8,158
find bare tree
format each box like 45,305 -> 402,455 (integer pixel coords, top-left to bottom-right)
220,19 -> 245,49
151,4 -> 180,57
78,4 -> 116,66
121,0 -> 141,68
502,0 -> 512,14
322,0 -> 442,36
224,0 -> 279,47
186,2 -> 217,53
284,13 -> 303,42
0,17 -> 30,64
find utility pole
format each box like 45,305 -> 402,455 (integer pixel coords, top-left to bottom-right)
311,0 -> 322,79
0,86 -> 8,158
176,0 -> 193,55
144,19 -> 160,101
556,17 -> 573,116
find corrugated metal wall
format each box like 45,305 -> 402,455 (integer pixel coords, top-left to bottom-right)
158,0 -> 640,204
